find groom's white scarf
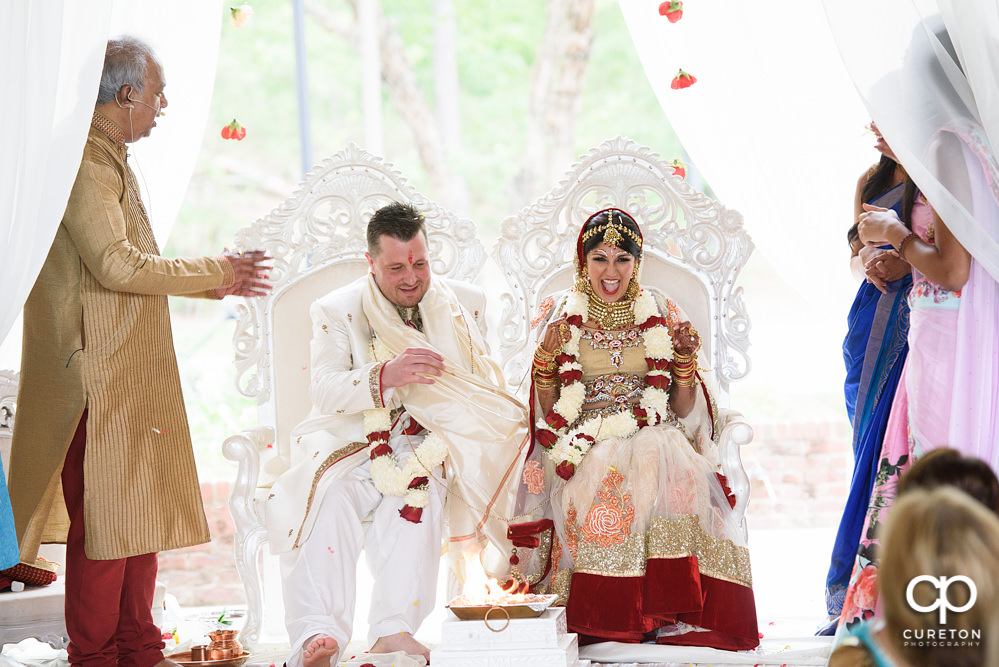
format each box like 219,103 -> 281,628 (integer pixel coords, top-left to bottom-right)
362,274 -> 529,571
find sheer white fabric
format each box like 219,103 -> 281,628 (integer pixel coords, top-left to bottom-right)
108,3 -> 224,243
0,1 -> 114,350
0,1 -> 223,360
822,0 -> 999,282
618,0 -> 872,307
823,0 -> 999,466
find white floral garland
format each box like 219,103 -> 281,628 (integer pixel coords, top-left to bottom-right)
535,288 -> 676,480
364,338 -> 448,521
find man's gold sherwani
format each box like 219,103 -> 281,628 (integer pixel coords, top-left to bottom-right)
9,113 -> 235,561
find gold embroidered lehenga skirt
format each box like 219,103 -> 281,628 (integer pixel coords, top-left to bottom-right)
546,421 -> 759,650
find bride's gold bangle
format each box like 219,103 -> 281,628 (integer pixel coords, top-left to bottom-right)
534,376 -> 558,390
535,346 -> 557,361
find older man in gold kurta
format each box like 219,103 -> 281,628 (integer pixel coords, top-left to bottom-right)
7,37 -> 269,667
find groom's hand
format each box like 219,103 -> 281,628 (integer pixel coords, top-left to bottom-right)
382,347 -> 445,388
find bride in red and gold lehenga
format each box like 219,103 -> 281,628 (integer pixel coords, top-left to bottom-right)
525,208 -> 758,650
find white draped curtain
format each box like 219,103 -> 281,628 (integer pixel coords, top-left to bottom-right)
0,1 -> 115,355
0,0 -> 223,364
619,0 -> 873,314
823,0 -> 999,281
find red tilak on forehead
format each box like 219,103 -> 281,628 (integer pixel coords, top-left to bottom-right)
408,249 -> 414,264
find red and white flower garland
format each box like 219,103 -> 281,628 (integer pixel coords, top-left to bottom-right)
364,338 -> 448,523
535,288 -> 675,481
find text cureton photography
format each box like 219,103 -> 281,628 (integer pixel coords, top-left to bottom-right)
903,574 -> 982,649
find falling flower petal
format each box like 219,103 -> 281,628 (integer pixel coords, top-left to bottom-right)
221,118 -> 247,141
669,159 -> 686,179
671,68 -> 697,90
658,0 -> 683,22
230,3 -> 254,28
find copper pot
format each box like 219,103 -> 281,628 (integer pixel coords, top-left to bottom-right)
206,630 -> 242,660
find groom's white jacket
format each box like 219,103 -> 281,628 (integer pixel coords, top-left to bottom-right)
264,274 -> 487,554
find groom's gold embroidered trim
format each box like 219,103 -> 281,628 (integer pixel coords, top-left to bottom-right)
369,361 -> 385,407
291,441 -> 367,549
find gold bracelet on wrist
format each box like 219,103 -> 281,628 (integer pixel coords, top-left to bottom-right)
533,359 -> 556,375
535,345 -> 557,360
535,377 -> 558,390
673,376 -> 697,387
896,232 -> 919,261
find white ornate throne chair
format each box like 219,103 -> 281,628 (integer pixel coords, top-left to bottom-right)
492,136 -> 755,536
223,143 -> 486,648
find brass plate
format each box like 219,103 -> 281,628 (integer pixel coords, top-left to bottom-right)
167,650 -> 250,667
447,594 -> 558,620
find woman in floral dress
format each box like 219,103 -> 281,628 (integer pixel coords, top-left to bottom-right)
527,208 -> 758,650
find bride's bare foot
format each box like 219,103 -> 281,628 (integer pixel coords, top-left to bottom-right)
370,632 -> 430,662
303,635 -> 339,667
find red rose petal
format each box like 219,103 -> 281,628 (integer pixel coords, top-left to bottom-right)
555,461 -> 576,481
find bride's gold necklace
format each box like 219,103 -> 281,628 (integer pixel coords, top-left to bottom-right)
587,279 -> 639,329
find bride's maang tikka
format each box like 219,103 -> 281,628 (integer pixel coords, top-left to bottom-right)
580,209 -> 642,249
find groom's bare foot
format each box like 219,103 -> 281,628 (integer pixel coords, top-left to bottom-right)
303,635 -> 339,667
370,632 -> 430,662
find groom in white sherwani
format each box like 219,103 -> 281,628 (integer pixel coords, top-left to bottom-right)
265,202 -> 528,667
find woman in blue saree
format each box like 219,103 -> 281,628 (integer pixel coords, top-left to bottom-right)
822,126 -> 915,631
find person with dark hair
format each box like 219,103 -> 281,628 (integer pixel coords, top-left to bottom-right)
822,123 -> 917,632
265,201 -> 528,667
6,36 -> 271,667
896,447 -> 999,514
524,208 -> 758,649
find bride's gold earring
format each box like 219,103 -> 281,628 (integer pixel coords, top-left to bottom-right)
627,259 -> 641,296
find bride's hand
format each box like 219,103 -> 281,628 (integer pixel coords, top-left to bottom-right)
541,315 -> 570,356
671,320 -> 700,357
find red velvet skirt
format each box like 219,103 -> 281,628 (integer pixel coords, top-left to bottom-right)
543,424 -> 759,650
